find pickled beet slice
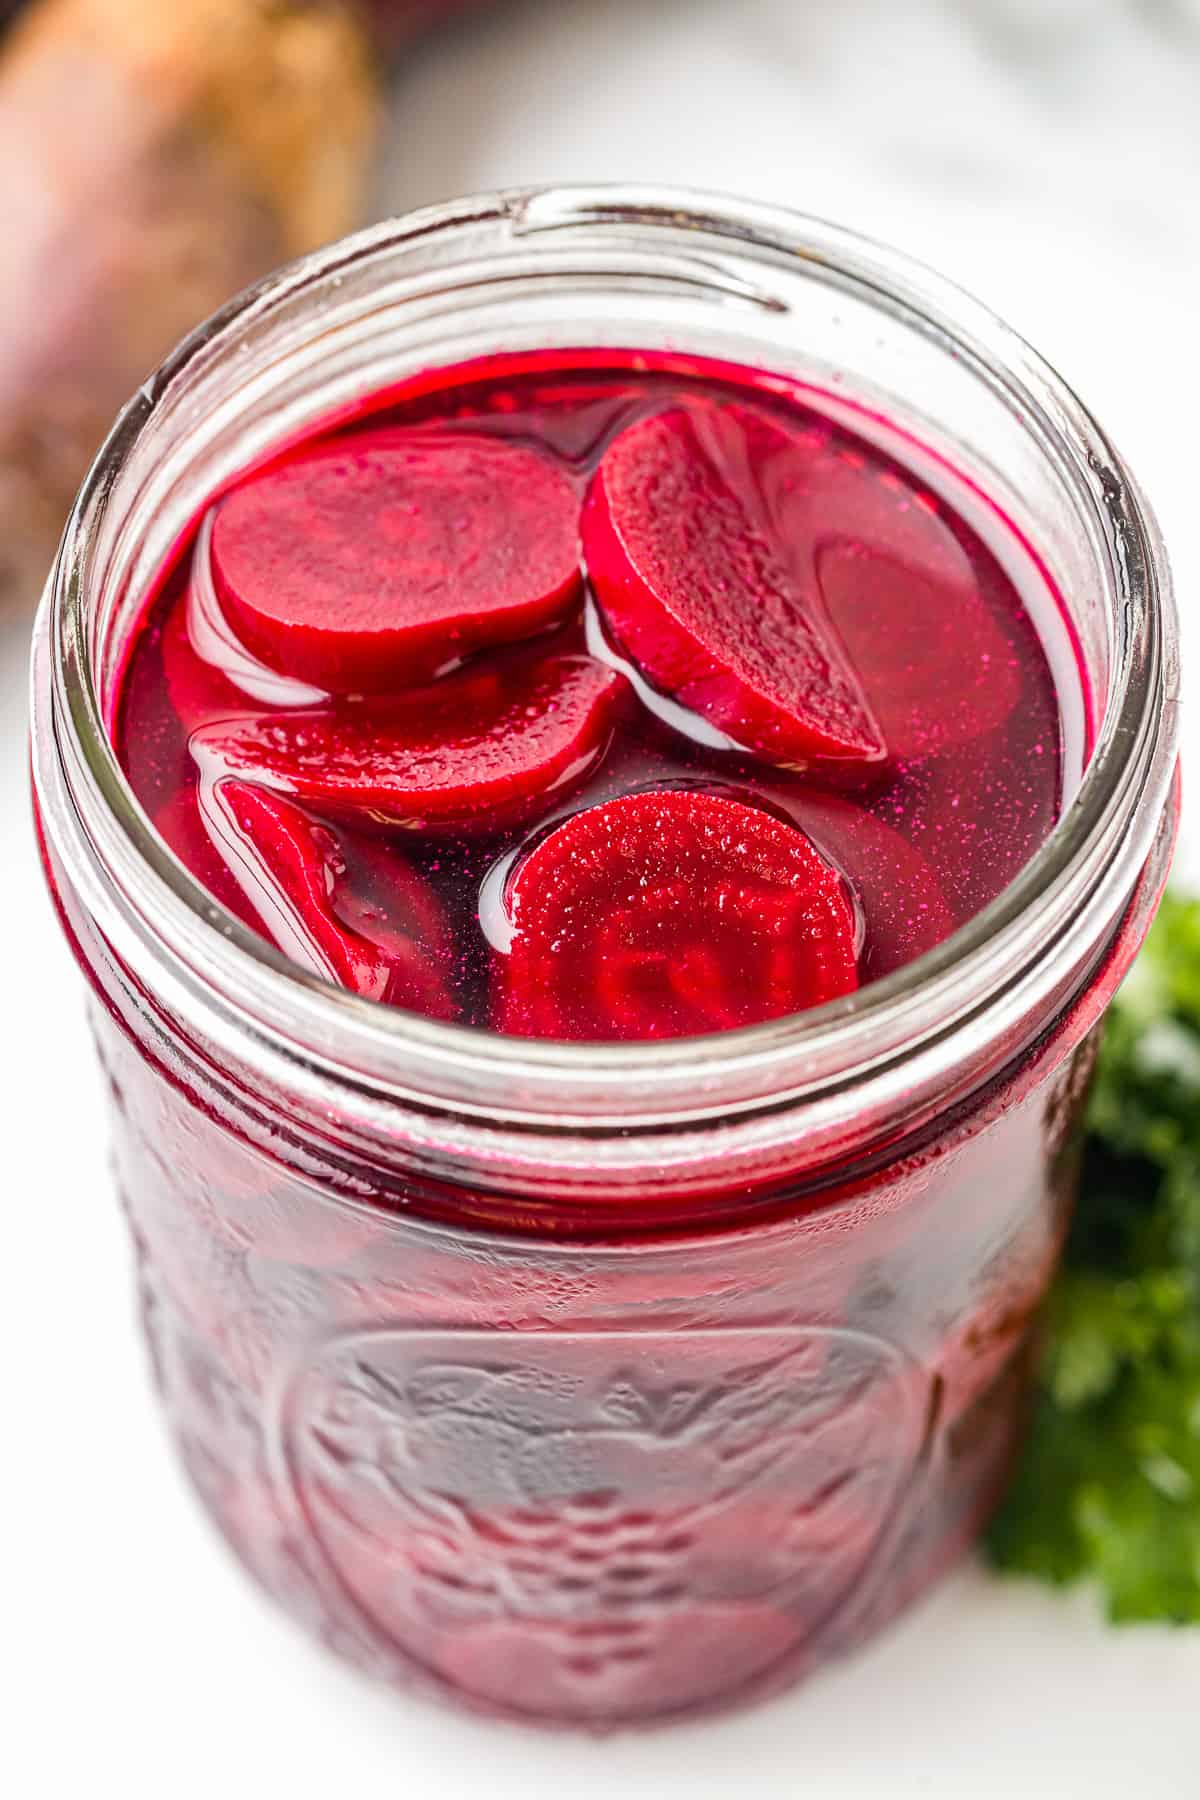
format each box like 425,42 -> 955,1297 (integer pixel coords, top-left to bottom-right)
583,403 -> 886,768
894,724 -> 1062,922
153,787 -> 260,931
209,429 -> 585,691
813,539 -> 1021,763
584,399 -> 1020,767
200,779 -> 456,1015
163,519 -> 331,731
763,788 -> 958,980
191,653 -> 627,834
160,590 -> 244,737
495,790 -> 858,1042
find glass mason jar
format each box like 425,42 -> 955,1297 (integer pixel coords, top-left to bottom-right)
32,188 -> 1180,1729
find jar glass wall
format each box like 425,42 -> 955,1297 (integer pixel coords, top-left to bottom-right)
32,189 -> 1180,1726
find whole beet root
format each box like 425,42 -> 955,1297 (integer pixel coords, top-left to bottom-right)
0,0 -> 381,605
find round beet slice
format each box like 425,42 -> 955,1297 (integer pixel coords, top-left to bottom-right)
190,653 -> 627,834
199,779 -> 456,1017
584,398 -> 1020,768
891,726 -> 1062,925
208,428 -> 585,692
160,585 -> 245,736
760,787 -> 958,981
153,786 -> 261,932
583,402 -> 886,768
164,515 -> 332,728
495,790 -> 859,1042
812,538 -> 1022,764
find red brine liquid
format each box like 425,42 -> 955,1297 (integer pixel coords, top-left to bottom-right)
116,354 -> 1069,1040
101,352 -> 1089,1723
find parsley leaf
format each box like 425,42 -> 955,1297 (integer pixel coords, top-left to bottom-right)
985,892 -> 1200,1622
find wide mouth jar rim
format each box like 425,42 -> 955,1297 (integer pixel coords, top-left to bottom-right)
36,183 -> 1180,1136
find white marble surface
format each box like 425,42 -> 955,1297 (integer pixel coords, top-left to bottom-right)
6,4 -> 1200,1796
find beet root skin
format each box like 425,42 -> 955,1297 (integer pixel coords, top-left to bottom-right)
0,0 -> 382,605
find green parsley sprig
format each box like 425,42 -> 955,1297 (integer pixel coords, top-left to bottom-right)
986,892 -> 1200,1621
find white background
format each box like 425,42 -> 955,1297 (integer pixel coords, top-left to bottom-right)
7,2 -> 1200,1795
